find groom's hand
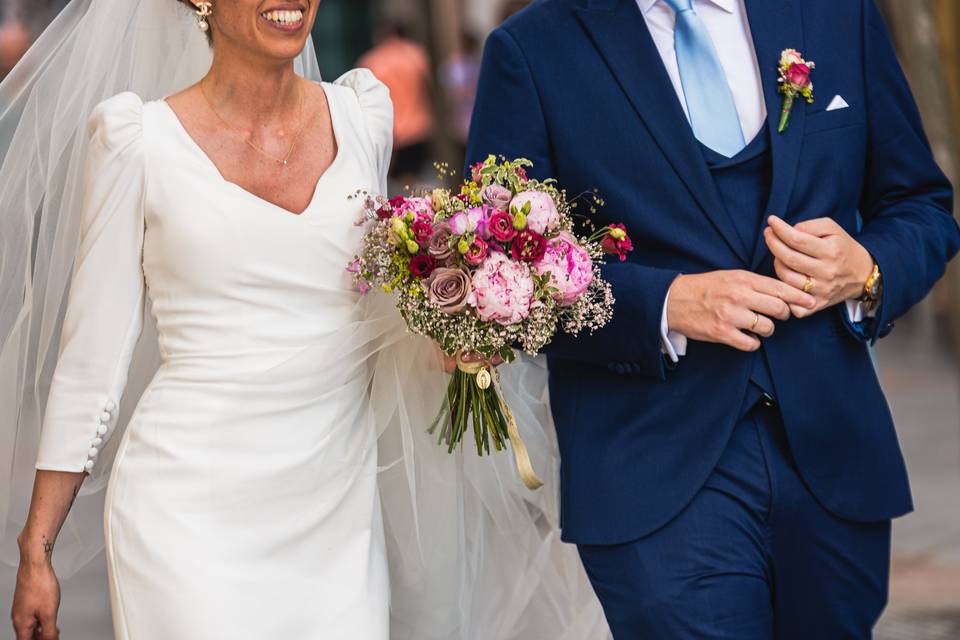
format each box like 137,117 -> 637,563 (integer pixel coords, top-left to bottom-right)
763,216 -> 875,318
667,271 -> 816,352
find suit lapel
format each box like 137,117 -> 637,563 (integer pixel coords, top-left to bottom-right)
575,0 -> 751,264
744,0 -> 807,269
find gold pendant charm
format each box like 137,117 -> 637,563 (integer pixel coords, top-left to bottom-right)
475,368 -> 492,390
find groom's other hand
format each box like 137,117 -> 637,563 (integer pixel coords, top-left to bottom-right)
667,270 -> 816,352
764,216 -> 875,318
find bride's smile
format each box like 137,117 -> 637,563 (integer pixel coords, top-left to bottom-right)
259,4 -> 306,34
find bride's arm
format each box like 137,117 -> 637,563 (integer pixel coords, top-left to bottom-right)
12,471 -> 84,640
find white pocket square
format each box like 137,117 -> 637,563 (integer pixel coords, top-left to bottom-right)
826,95 -> 850,112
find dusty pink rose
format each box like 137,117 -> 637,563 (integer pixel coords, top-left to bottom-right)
511,191 -> 560,234
488,209 -> 518,243
785,63 -> 812,88
428,268 -> 472,314
428,221 -> 454,262
482,184 -> 513,210
472,253 -> 535,325
534,232 -> 594,306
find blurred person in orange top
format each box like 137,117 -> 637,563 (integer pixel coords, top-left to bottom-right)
0,20 -> 31,80
358,22 -> 433,182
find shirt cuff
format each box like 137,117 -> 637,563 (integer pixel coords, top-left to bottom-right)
660,290 -> 687,363
845,299 -> 877,323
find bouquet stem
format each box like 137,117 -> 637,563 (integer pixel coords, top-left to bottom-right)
430,354 -> 543,490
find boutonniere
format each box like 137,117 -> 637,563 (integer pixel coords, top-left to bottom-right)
777,49 -> 815,132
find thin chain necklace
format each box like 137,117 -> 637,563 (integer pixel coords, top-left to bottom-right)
200,79 -> 307,167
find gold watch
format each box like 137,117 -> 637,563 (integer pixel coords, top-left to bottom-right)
859,262 -> 883,313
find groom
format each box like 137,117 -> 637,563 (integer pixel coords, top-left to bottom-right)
467,0 -> 959,637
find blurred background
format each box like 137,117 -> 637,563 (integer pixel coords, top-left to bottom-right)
1,1 -> 958,638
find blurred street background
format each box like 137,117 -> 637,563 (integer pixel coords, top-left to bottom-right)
1,0 -> 959,637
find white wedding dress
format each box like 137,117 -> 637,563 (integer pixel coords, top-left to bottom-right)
35,69 -> 393,639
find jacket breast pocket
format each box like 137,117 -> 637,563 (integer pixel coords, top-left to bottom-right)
804,105 -> 866,135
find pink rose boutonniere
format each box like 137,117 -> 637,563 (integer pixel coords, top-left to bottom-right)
777,48 -> 815,133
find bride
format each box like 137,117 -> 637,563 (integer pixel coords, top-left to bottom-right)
1,0 -> 609,639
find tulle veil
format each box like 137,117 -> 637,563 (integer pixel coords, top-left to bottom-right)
0,0 -> 609,637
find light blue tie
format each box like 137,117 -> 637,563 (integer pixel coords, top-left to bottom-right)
663,0 -> 746,157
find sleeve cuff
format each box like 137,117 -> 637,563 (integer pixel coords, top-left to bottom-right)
660,289 -> 687,363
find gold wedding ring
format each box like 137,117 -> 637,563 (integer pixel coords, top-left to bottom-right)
750,313 -> 760,332
802,276 -> 814,294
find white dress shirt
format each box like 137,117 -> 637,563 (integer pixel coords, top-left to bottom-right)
639,0 -> 870,362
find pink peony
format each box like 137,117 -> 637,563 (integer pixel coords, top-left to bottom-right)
534,232 -> 594,306
488,209 -> 518,243
472,253 -> 535,325
511,191 -> 560,234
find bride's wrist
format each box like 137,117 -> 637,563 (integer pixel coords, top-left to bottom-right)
17,529 -> 55,566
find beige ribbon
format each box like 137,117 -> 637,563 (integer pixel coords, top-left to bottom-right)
456,355 -> 544,491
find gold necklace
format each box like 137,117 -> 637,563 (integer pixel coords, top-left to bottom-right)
200,79 -> 307,167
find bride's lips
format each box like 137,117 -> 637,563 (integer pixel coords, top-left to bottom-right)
259,2 -> 307,34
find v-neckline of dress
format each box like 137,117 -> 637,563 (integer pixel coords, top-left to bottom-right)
159,80 -> 343,219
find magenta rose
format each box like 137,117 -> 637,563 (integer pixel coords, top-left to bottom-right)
412,219 -> 434,244
534,232 -> 594,306
482,184 -> 513,210
471,253 -> 535,325
510,191 -> 560,234
785,62 -> 812,88
600,223 -> 634,262
428,268 -> 472,314
488,209 -> 518,243
511,228 -> 548,263
410,254 -> 438,279
463,237 -> 490,266
428,221 -> 454,262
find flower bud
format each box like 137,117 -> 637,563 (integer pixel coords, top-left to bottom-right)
457,238 -> 471,255
513,211 -> 527,230
406,240 -> 420,254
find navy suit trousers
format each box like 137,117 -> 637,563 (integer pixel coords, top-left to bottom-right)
577,403 -> 891,639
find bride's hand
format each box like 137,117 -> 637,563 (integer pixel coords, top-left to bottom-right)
440,350 -> 505,374
11,540 -> 61,640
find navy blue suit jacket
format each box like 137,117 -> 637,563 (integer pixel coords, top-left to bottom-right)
466,0 -> 959,545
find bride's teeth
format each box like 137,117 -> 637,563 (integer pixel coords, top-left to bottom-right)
262,9 -> 303,25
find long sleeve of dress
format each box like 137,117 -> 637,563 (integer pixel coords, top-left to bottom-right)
35,92 -> 147,473
334,68 -> 394,197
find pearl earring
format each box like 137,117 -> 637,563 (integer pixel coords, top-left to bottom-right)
196,2 -> 213,32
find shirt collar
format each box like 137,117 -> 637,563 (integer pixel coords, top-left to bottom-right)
641,0 -> 737,14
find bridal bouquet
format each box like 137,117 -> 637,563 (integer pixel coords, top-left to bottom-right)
349,156 -> 633,488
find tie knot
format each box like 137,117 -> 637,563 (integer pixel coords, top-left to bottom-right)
663,0 -> 694,14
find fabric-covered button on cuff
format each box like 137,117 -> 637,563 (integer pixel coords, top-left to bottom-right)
84,460 -> 95,471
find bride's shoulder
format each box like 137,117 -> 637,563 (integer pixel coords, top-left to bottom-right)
326,68 -> 393,149
86,91 -> 146,151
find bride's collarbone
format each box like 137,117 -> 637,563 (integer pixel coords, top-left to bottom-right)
166,84 -> 338,215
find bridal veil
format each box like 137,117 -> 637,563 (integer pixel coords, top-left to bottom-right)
0,0 -> 608,637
